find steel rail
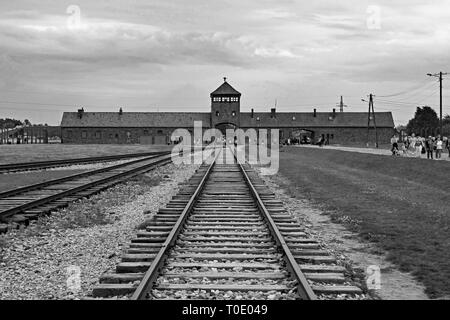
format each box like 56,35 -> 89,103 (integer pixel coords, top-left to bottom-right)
0,153 -> 169,199
131,146 -> 315,300
0,151 -> 171,173
0,155 -> 172,221
236,154 -> 317,300
131,149 -> 220,300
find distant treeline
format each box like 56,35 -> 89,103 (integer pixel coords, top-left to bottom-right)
0,118 -> 52,129
0,118 -> 23,129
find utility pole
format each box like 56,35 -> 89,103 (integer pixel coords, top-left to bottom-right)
337,96 -> 348,112
427,71 -> 447,136
362,94 -> 378,148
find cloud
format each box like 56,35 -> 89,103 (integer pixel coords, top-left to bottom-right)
0,15 -> 303,71
251,8 -> 297,20
0,0 -> 450,126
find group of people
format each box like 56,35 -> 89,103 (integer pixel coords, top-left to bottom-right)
391,134 -> 450,159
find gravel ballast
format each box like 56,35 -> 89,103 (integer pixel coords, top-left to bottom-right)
0,163 -> 198,300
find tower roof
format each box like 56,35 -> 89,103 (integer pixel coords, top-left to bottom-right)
210,78 -> 241,97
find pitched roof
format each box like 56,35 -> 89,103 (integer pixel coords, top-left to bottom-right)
61,111 -> 395,128
240,112 -> 395,128
61,112 -> 211,128
210,81 -> 241,96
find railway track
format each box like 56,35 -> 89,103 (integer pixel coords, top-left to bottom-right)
0,152 -> 172,231
0,151 -> 170,174
93,147 -> 363,300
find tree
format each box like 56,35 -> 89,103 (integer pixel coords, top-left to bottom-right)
23,119 -> 31,126
406,106 -> 439,135
0,118 -> 22,129
443,115 -> 450,136
444,114 -> 450,126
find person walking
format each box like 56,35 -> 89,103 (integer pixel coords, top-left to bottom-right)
436,137 -> 443,159
444,137 -> 450,158
391,135 -> 399,156
425,136 -> 434,159
415,137 -> 423,158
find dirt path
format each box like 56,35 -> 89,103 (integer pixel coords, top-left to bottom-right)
296,145 -> 450,162
259,171 -> 430,300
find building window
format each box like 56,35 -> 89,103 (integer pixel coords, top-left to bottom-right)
109,134 -> 113,139
81,131 -> 87,139
144,130 -> 149,135
232,111 -> 236,117
292,116 -> 296,121
256,117 -> 260,121
157,130 -> 163,135
331,134 -> 334,139
67,130 -> 73,139
126,131 -> 131,138
216,111 -> 220,117
95,131 -> 101,139
115,133 -> 119,139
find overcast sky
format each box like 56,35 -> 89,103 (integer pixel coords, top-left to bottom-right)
1,0 -> 449,125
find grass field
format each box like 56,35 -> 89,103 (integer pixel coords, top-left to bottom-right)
0,144 -> 172,164
277,147 -> 450,299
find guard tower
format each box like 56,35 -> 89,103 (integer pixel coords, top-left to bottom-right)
210,77 -> 241,133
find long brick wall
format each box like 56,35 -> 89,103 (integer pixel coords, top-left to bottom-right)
61,126 -> 394,145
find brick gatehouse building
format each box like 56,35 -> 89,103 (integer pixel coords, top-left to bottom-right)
60,79 -> 395,145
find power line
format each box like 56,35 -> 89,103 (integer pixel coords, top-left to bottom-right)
376,79 -> 437,98
376,88 -> 441,106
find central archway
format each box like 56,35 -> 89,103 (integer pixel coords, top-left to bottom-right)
215,122 -> 237,135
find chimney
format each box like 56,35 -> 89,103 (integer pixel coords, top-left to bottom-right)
271,108 -> 276,118
313,108 -> 317,117
333,108 -> 336,117
77,107 -> 84,119
251,108 -> 254,118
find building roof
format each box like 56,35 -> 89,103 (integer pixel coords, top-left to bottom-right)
210,80 -> 241,96
61,112 -> 211,128
240,112 -> 395,128
61,111 -> 394,128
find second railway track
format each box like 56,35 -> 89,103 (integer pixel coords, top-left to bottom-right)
0,152 -> 172,230
0,151 -> 170,174
93,147 -> 364,300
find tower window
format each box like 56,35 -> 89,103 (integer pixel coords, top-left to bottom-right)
216,111 -> 220,117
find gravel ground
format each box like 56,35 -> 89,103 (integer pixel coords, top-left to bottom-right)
0,162 -> 198,300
